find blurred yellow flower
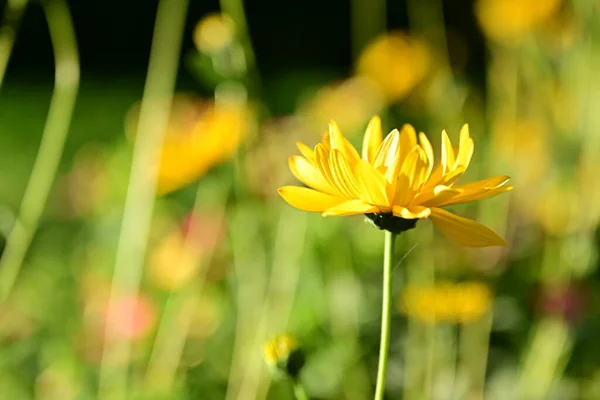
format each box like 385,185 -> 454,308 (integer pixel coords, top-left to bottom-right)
263,334 -> 299,366
149,210 -> 226,290
400,281 -> 492,323
278,116 -> 513,246
535,178 -> 582,235
356,32 -> 430,103
193,13 -> 235,53
300,77 -> 384,134
128,94 -> 250,194
476,0 -> 561,42
492,116 -> 549,188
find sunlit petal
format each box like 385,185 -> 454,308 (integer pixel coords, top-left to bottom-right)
330,150 -> 360,198
454,124 -> 474,170
354,160 -> 390,209
441,130 -> 456,175
440,184 -> 513,206
452,175 -> 511,192
278,186 -> 345,212
393,149 -> 420,206
373,129 -> 400,169
289,156 -> 339,195
329,120 -> 360,163
419,132 -> 434,180
314,144 -> 340,195
392,205 -> 431,219
297,142 -> 317,165
398,124 -> 418,166
416,185 -> 462,207
362,115 -> 383,163
429,207 -> 507,247
323,199 -> 379,216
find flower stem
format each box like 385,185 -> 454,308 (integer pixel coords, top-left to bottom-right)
0,0 -> 79,302
293,379 -> 309,400
374,230 -> 396,400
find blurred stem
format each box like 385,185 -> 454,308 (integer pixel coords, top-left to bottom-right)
143,185 -> 227,393
517,318 -> 572,400
143,286 -> 197,391
224,204 -> 268,400
374,230 -> 396,400
218,0 -> 260,91
239,208 -> 308,400
459,312 -> 493,400
0,0 -> 79,302
406,0 -> 462,119
97,0 -> 188,398
406,0 -> 448,64
293,380 -> 309,400
441,325 -> 458,400
350,0 -> 385,60
403,226 -> 433,400
0,0 -> 29,89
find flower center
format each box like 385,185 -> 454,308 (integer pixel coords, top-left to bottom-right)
365,213 -> 418,234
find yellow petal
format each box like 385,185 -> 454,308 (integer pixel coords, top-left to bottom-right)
429,207 -> 507,247
314,144 -> 340,194
414,185 -> 462,207
441,130 -> 456,175
412,148 -> 431,191
362,116 -> 383,163
373,129 -> 400,170
452,175 -> 511,192
454,124 -> 474,170
441,166 -> 466,187
297,142 -> 317,165
322,199 -> 379,216
392,205 -> 431,219
329,150 -> 360,198
354,160 -> 390,209
439,176 -> 512,206
441,185 -> 513,206
419,132 -> 435,180
321,131 -> 331,151
278,186 -> 345,212
398,124 -> 418,166
329,120 -> 345,150
289,155 -> 339,195
393,148 -> 420,206
329,120 -> 360,164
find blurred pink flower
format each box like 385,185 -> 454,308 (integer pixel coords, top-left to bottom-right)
533,282 -> 587,323
102,294 -> 156,341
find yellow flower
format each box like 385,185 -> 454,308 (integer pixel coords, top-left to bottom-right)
356,32 -> 430,103
400,281 -> 492,323
263,334 -> 298,366
193,13 -> 235,54
277,117 -> 513,247
476,0 -> 561,42
263,334 -> 305,379
128,94 -> 250,194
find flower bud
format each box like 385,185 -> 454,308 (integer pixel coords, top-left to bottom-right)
263,334 -> 305,379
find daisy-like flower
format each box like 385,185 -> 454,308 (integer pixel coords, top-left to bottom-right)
277,116 -> 513,247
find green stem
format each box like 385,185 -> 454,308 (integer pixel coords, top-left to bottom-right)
374,230 -> 396,400
0,0 -> 29,89
293,379 -> 309,400
218,0 -> 260,93
0,0 -> 79,302
97,0 -> 188,397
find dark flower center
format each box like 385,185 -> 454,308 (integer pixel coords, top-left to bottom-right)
365,213 -> 418,234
